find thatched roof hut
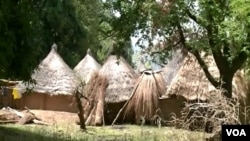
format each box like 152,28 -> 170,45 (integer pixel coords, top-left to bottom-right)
83,55 -> 138,125
161,50 -> 219,101
14,44 -> 80,112
161,49 -> 186,88
116,70 -> 166,124
17,43 -> 80,95
160,49 -> 250,124
161,49 -> 249,102
100,55 -> 138,103
73,49 -> 101,84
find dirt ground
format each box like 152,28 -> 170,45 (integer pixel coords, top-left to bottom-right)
29,110 -> 78,125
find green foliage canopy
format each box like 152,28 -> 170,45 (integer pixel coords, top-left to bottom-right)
0,0 -> 134,81
107,0 -> 250,98
0,0 -> 42,80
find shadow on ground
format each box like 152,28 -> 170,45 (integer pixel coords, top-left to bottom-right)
0,125 -> 79,141
0,124 -> 131,141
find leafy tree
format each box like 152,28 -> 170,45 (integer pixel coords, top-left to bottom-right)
72,0 -> 102,63
0,0 -> 96,80
38,0 -> 88,68
0,0 -> 43,80
108,0 -> 250,98
95,0 -> 135,65
0,0 -> 138,82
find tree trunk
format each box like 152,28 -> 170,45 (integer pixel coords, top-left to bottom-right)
220,75 -> 233,98
75,90 -> 86,130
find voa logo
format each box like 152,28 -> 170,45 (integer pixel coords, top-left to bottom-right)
226,129 -> 246,136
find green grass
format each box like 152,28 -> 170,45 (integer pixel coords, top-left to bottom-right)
0,124 -> 211,141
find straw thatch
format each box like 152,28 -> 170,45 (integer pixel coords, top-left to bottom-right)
82,72 -> 107,126
160,49 -> 250,126
120,70 -> 166,124
16,43 -> 80,95
161,50 -> 219,101
73,49 -> 101,84
82,55 -> 138,125
232,71 -> 250,124
161,49 -> 249,102
161,49 -> 186,88
99,55 -> 138,103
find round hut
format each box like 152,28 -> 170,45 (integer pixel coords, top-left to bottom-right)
73,48 -> 101,84
14,43 -> 80,113
83,54 -> 138,125
161,49 -> 215,102
160,49 -> 250,125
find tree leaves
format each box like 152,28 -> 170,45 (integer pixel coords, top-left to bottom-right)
107,0 -> 250,97
0,0 -> 95,80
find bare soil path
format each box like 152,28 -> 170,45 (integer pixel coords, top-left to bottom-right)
29,110 -> 78,125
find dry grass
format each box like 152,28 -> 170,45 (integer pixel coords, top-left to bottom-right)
99,55 -> 138,103
160,50 -> 250,140
73,50 -> 101,84
163,52 -> 217,101
81,55 -> 138,126
166,89 -> 250,140
123,70 -> 166,124
83,72 -> 108,126
16,44 -> 80,96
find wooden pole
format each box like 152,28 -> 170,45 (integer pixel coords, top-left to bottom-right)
111,75 -> 144,126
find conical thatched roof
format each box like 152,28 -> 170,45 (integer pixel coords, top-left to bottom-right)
161,49 -> 249,102
161,49 -> 186,87
81,55 -> 138,126
73,48 -> 101,84
16,43 -> 80,95
121,70 -> 166,124
99,55 -> 138,103
161,49 -> 223,101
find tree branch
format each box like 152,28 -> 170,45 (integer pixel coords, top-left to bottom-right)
186,0 -> 229,75
192,50 -> 220,87
177,23 -> 220,88
206,13 -> 228,74
185,8 -> 207,27
230,51 -> 248,74
222,41 -> 230,58
230,32 -> 250,74
186,8 -> 198,23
